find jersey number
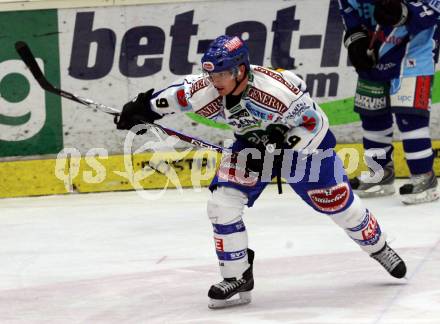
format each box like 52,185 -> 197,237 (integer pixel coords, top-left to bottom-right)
156,98 -> 169,108
286,135 -> 301,149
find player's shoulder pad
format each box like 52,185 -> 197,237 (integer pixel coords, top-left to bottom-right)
187,75 -> 223,118
150,74 -> 220,116
150,76 -> 193,114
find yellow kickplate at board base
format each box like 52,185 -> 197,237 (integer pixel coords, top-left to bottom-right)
432,140 -> 440,175
72,154 -> 135,193
336,140 -> 440,178
70,151 -> 220,193
132,150 -> 220,189
1,139 -> 439,199
0,159 -> 69,198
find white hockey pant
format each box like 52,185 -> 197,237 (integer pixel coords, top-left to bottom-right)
207,186 -> 249,279
329,194 -> 386,254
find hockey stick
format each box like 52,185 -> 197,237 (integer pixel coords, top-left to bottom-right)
15,41 -> 284,192
14,41 -> 224,154
367,24 -> 381,58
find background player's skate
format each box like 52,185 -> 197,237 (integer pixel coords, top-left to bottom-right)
350,162 -> 396,198
399,171 -> 439,205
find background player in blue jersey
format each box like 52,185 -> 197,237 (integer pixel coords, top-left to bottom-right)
339,0 -> 440,204
115,35 -> 406,308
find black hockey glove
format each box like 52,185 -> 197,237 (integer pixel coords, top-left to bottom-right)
115,88 -> 162,130
374,0 -> 408,27
244,125 -> 288,175
344,27 -> 376,70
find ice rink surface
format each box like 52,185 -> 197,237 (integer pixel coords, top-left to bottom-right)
1,180 -> 439,324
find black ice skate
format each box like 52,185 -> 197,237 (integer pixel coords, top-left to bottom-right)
370,243 -> 406,279
350,163 -> 395,198
208,249 -> 255,309
399,171 -> 439,205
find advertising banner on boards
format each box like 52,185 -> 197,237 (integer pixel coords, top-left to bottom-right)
0,0 -> 439,158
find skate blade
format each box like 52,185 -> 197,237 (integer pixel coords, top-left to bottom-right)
208,291 -> 252,309
355,184 -> 395,198
401,188 -> 440,205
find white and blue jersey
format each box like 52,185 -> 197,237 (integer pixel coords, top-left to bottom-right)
150,65 -> 331,154
338,0 -> 440,81
148,65 -> 388,271
148,66 -> 353,211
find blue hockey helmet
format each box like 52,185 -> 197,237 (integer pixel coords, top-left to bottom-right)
201,35 -> 250,73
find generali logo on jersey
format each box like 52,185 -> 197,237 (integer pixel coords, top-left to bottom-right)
254,66 -> 300,95
190,77 -> 209,97
195,97 -> 223,117
247,87 -> 288,114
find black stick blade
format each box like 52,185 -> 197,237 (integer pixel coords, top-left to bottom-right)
15,41 -> 44,80
15,41 -> 56,92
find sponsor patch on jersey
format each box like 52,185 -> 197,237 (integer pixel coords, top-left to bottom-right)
302,115 -> 316,132
253,66 -> 301,95
414,76 -> 431,110
196,97 -> 222,117
247,86 -> 288,114
390,76 -> 431,111
216,152 -> 258,187
229,108 -> 251,119
307,182 -> 350,213
225,105 -> 259,131
394,95 -> 414,107
355,94 -> 387,111
356,79 -> 388,97
175,88 -> 191,111
286,100 -> 310,119
228,118 -> 259,132
190,77 -> 209,97
375,62 -> 397,71
299,109 -> 321,134
245,102 -> 275,121
202,61 -> 215,72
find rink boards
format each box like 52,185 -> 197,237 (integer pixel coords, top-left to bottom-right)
1,141 -> 440,198
1,1 -> 440,159
1,0 -> 440,198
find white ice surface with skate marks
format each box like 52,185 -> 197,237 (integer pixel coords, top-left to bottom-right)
1,180 -> 439,323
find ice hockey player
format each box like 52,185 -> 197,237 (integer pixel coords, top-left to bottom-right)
339,0 -> 440,204
115,35 -> 407,308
